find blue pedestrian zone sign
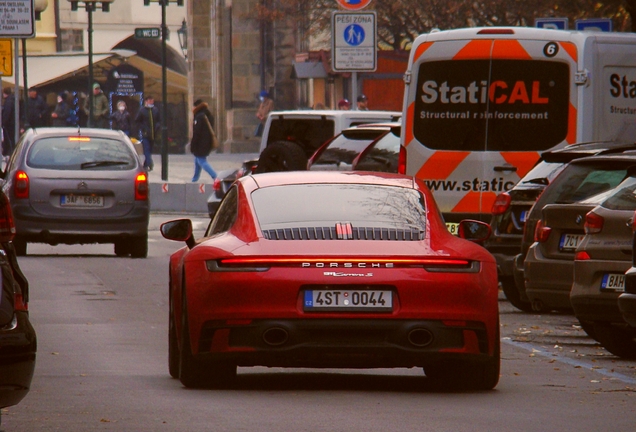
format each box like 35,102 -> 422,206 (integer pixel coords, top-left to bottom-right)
575,18 -> 613,32
535,18 -> 568,30
344,24 -> 365,46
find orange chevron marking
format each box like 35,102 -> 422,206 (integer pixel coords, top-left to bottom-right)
567,103 -> 577,144
491,40 -> 532,59
416,151 -> 470,180
413,42 -> 433,62
559,42 -> 578,62
500,152 -> 541,178
453,40 -> 492,60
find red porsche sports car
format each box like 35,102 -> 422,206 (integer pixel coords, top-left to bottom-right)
162,171 -> 499,390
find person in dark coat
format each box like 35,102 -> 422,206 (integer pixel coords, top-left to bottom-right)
50,92 -> 72,127
2,87 -> 16,156
110,100 -> 131,136
190,98 -> 217,182
134,95 -> 161,171
26,87 -> 49,128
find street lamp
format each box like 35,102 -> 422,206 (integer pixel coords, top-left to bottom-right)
143,0 -> 184,181
68,1 -> 115,127
177,19 -> 188,60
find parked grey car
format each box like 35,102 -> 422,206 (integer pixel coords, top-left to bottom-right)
1,128 -> 150,257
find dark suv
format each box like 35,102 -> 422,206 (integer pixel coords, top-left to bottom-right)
486,141 -> 636,312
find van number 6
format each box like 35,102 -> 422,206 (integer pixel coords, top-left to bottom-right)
543,42 -> 559,58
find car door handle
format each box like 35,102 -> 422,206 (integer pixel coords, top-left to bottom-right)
494,165 -> 518,172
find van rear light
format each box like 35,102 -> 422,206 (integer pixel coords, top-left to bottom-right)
534,219 -> 551,243
14,171 -> 29,199
0,193 -> 16,242
135,173 -> 148,201
491,192 -> 511,215
397,145 -> 406,174
477,29 -> 515,35
584,211 -> 604,234
575,251 -> 591,261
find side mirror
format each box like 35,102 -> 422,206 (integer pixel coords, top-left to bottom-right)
458,220 -> 491,243
160,219 -> 195,249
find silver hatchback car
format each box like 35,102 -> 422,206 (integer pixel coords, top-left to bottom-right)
1,128 -> 149,257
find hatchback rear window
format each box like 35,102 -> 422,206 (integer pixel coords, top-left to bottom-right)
598,177 -> 636,211
27,137 -> 137,170
354,130 -> 401,173
252,184 -> 426,232
313,130 -> 385,166
267,118 -> 335,156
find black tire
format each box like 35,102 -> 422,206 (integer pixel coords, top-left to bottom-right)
168,284 -> 180,379
254,141 -> 308,174
500,276 -> 533,312
594,323 -> 636,359
114,240 -> 130,257
577,319 -> 598,341
129,235 -> 148,258
179,290 -> 237,388
12,237 -> 26,257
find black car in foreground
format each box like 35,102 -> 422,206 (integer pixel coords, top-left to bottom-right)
0,189 -> 36,419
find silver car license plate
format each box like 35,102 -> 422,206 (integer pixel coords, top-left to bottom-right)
601,273 -> 625,292
304,290 -> 392,311
559,233 -> 585,251
61,194 -> 104,207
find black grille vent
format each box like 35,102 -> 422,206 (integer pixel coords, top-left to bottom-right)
262,227 -> 424,241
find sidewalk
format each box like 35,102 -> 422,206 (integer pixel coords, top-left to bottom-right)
146,151 -> 259,214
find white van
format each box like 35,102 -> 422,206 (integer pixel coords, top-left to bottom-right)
402,27 -> 636,223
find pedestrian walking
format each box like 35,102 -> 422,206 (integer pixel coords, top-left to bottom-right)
26,87 -> 49,128
50,92 -> 72,127
110,100 -> 132,136
135,94 -> 160,171
255,90 -> 273,137
190,99 -> 218,182
85,83 -> 109,128
2,87 -> 16,156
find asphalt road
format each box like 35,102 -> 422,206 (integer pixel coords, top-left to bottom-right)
1,214 -> 635,431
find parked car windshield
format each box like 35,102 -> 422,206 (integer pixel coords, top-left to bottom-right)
27,137 -> 137,170
266,118 -> 336,156
252,184 -> 426,231
313,130 -> 385,166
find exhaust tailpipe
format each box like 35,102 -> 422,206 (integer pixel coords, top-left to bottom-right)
407,328 -> 434,347
262,327 -> 289,346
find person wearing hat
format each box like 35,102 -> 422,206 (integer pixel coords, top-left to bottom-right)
84,83 -> 109,128
190,98 -> 218,182
50,92 -> 72,127
357,94 -> 369,111
135,95 -> 161,171
255,90 -> 273,137
109,100 -> 132,137
337,98 -> 350,110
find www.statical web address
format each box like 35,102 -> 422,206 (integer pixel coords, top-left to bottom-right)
424,178 -> 516,192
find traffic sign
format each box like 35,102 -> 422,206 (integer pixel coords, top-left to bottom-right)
336,0 -> 372,10
576,18 -> 613,32
135,27 -> 161,39
332,11 -> 377,72
0,38 -> 12,76
535,18 -> 568,30
0,0 -> 35,38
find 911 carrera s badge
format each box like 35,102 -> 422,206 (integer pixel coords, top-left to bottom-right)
324,271 -> 373,277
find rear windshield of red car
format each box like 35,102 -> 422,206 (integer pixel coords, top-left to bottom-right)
252,184 -> 426,232
27,137 -> 137,170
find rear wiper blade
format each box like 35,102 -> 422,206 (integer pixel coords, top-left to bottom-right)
81,160 -> 128,169
522,177 -> 549,185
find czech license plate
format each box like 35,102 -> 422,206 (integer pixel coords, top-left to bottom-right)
61,194 -> 104,207
601,273 -> 626,292
304,290 -> 392,312
446,222 -> 459,236
559,233 -> 585,251
520,210 -> 528,223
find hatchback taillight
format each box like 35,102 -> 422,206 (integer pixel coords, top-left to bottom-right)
584,211 -> 604,234
397,145 -> 406,175
575,251 -> 591,261
14,171 -> 29,199
135,173 -> 148,201
534,219 -> 551,243
0,192 -> 16,242
213,177 -> 221,192
491,192 -> 511,215
13,293 -> 28,312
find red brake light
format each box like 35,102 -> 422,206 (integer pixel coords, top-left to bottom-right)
534,219 -> 551,243
213,177 -> 221,192
584,211 -> 604,234
0,193 -> 16,242
477,29 -> 515,35
68,137 -> 91,142
13,293 -> 28,312
491,192 -> 511,215
397,145 -> 406,174
575,251 -> 591,261
135,173 -> 148,201
14,171 -> 29,199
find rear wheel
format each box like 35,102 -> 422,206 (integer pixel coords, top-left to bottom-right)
577,319 -> 598,341
12,237 -> 26,256
114,240 -> 130,257
500,276 -> 533,312
254,141 -> 308,173
593,323 -> 636,359
129,235 -> 148,258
